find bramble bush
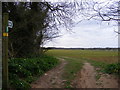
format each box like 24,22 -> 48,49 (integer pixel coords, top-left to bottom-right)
9,55 -> 59,89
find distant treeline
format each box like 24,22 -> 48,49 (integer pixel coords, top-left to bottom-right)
43,47 -> 118,50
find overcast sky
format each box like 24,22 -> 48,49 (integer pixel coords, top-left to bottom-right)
44,19 -> 118,48
43,0 -> 119,48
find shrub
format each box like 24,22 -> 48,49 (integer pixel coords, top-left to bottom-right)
104,63 -> 120,76
9,79 -> 31,89
9,55 -> 58,89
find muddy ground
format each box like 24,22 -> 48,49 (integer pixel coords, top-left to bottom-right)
31,58 -> 119,88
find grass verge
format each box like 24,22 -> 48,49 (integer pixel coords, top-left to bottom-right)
61,57 -> 84,88
85,58 -> 120,77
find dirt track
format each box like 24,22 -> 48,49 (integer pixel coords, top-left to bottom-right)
72,62 -> 119,88
31,58 -> 67,88
31,58 -> 119,88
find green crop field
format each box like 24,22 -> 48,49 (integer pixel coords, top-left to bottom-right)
46,49 -> 118,64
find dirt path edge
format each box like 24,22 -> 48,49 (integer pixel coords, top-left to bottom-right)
31,58 -> 67,88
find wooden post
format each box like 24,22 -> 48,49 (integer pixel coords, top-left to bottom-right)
0,1 -> 2,89
2,13 -> 9,89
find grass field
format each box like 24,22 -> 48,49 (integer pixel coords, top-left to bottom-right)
46,49 -> 118,64
46,49 -> 118,88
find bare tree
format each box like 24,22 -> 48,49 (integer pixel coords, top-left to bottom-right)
37,2 -> 78,47
76,0 -> 119,21
73,0 -> 119,34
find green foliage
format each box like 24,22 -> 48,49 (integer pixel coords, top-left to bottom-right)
9,55 -> 58,89
104,63 -> 120,76
24,76 -> 36,83
85,58 -> 107,70
3,2 -> 73,58
61,57 -> 83,88
62,57 -> 83,81
64,81 -> 72,88
87,59 -> 120,77
9,78 -> 31,90
2,2 -> 51,58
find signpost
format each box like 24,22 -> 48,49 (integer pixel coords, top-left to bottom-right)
8,20 -> 13,29
2,13 -> 9,89
2,13 -> 13,89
